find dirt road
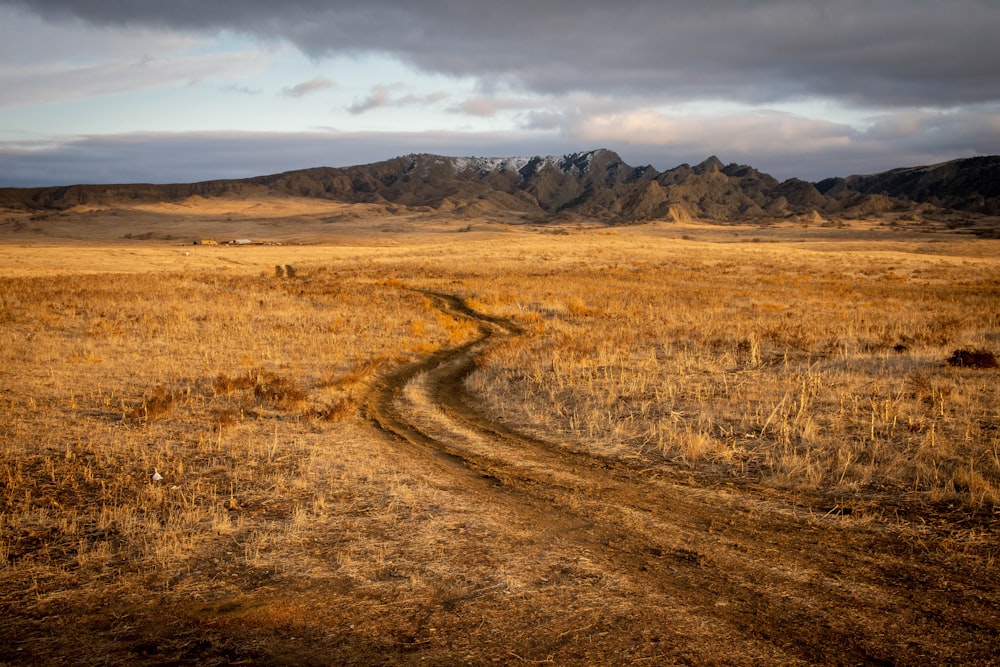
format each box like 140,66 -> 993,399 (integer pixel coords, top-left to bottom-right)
4,284 -> 995,666
364,291 -> 1000,665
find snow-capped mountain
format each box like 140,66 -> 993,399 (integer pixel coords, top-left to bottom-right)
4,150 -> 999,225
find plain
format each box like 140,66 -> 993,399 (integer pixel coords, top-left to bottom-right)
1,205 -> 998,665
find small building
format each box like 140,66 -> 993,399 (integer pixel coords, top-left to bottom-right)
232,239 -> 253,245
194,239 -> 218,245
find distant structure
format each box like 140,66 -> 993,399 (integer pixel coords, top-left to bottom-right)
192,238 -> 265,246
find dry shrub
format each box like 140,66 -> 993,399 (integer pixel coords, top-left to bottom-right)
566,297 -> 600,317
330,358 -> 385,389
249,369 -> 307,408
212,372 -> 240,395
947,348 -> 998,369
124,386 -> 183,423
210,407 -> 241,430
214,368 -> 307,410
316,399 -> 355,422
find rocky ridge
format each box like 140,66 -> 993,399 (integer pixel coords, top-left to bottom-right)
2,149 -> 999,226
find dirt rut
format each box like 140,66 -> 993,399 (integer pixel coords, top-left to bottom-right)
363,290 -> 999,665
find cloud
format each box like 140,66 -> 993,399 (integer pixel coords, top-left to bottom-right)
347,83 -> 448,114
346,83 -> 398,114
450,97 -> 508,118
0,4 -> 270,109
0,50 -> 267,109
3,0 -> 999,187
219,83 -> 261,95
518,110 -> 567,131
448,96 -> 544,118
281,75 -> 334,98
858,106 -> 1000,157
4,0 -> 999,109
564,105 -> 1000,179
571,109 -> 854,155
0,4 -> 203,68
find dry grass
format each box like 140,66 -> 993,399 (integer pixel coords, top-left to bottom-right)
0,263 -> 473,616
463,240 -> 1000,509
1,220 -> 998,663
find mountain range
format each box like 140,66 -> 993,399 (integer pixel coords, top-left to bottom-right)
2,149 -> 999,226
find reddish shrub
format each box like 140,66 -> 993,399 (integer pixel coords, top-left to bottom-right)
947,349 -> 998,369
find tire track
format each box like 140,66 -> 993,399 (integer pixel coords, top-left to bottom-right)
362,289 -> 1000,665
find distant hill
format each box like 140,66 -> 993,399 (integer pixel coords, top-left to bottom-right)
2,149 -> 999,225
816,156 -> 1000,216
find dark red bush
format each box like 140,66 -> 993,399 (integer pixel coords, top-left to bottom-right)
946,349 -> 998,369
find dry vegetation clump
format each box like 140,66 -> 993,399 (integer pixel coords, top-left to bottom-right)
947,348 -> 998,369
464,246 -> 1000,510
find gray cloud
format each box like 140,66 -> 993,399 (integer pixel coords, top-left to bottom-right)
0,4 -> 203,67
281,75 -> 334,98
346,83 -> 399,115
4,0 -> 998,109
518,111 -> 567,131
347,83 -> 449,114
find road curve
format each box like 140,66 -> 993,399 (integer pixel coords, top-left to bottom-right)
362,289 -> 1000,665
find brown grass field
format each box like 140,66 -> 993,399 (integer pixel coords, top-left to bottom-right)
1,200 -> 998,665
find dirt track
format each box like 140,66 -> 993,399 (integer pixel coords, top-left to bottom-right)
3,279 -> 996,666
363,291 -> 1000,665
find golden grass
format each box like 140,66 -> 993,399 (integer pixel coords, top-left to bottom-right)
462,239 -> 1000,507
1,221 -> 998,663
0,262 -> 469,591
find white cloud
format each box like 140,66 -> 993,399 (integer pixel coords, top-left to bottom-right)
517,110 -> 566,131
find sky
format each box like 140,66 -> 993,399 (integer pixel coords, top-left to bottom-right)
1,0 -> 999,187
